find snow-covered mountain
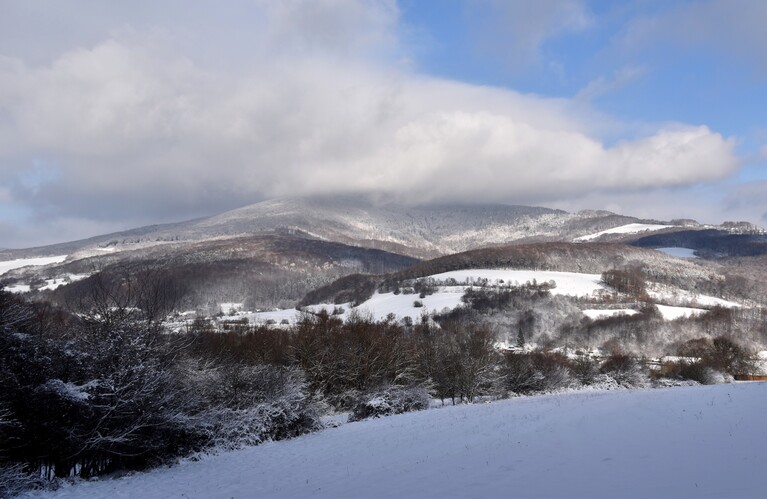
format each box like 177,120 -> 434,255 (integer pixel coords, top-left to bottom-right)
0,195 -> 674,260
2,195 -> 765,312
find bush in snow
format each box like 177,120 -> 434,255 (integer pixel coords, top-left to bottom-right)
502,352 -> 574,395
0,463 -> 48,498
187,363 -> 321,449
349,385 -> 431,422
570,356 -> 600,385
196,396 -> 321,449
678,362 -> 724,385
599,354 -> 649,388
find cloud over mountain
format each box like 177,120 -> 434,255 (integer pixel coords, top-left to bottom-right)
0,0 -> 743,247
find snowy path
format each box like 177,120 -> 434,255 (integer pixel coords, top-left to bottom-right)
33,383 -> 767,499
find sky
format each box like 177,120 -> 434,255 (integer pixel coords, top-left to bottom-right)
1,0 -> 766,249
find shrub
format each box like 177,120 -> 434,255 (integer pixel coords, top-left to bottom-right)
705,337 -> 755,375
678,362 -> 724,385
502,352 -> 574,394
349,385 -> 431,421
191,364 -> 321,448
0,464 -> 47,498
570,356 -> 600,385
600,354 -> 649,388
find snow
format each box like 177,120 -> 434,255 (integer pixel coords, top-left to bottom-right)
428,269 -> 607,297
218,302 -> 244,314
655,304 -> 707,320
307,288 -> 466,324
583,309 -> 639,320
301,270 -> 606,323
0,255 -> 67,276
656,247 -> 697,258
575,223 -> 675,242
39,274 -> 89,291
4,274 -> 89,294
250,268 -> 740,325
648,285 -> 741,309
32,383 -> 767,499
247,308 -> 304,325
40,379 -> 91,402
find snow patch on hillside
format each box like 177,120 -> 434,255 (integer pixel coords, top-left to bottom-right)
0,255 -> 67,276
583,309 -> 639,320
655,304 -> 707,320
4,273 -> 89,294
429,269 -> 606,297
648,284 -> 741,309
575,223 -> 674,242
298,270 -> 608,324
244,268 -> 741,326
304,289 -> 467,324
32,383 -> 767,499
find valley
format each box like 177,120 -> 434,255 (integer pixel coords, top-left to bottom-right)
2,196 -> 767,496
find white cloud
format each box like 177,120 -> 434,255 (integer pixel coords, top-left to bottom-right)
0,0 -> 743,246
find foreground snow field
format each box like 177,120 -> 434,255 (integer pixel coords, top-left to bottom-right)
32,383 -> 767,499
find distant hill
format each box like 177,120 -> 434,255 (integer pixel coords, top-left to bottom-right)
299,241 -> 726,307
3,195 -> 765,311
631,229 -> 767,257
0,194 -> 671,261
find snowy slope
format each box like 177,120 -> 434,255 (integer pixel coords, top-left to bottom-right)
429,269 -> 606,296
0,196 -> 650,260
647,284 -> 741,309
249,269 -> 607,324
33,383 -> 767,499
4,273 -> 89,294
247,267 -> 740,325
583,309 -> 639,320
0,255 -> 67,276
575,223 -> 675,242
655,304 -> 707,320
302,288 -> 467,324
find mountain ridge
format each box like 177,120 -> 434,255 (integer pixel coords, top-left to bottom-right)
0,195 -> 669,258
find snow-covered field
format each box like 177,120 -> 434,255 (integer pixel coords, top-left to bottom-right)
655,304 -> 708,320
303,289 -> 465,324
241,268 -> 742,326
648,284 -> 741,309
583,308 -> 639,320
250,269 -> 608,325
0,255 -> 67,276
32,383 -> 767,499
429,269 -> 606,296
4,273 -> 89,294
575,223 -> 675,242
